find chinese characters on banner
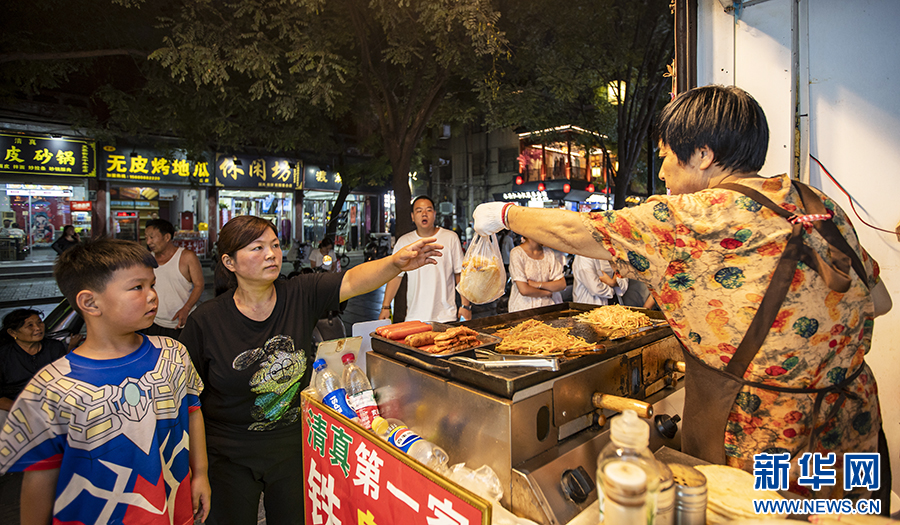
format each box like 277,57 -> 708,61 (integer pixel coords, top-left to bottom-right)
302,394 -> 490,525
214,154 -> 302,190
753,452 -> 881,492
101,147 -> 212,185
0,133 -> 96,178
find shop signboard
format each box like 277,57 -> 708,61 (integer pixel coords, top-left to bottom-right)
71,201 -> 92,212
301,393 -> 490,525
303,164 -> 342,191
0,132 -> 96,178
100,146 -> 213,186
214,153 -> 302,190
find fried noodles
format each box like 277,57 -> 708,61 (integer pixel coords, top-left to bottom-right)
574,304 -> 652,330
495,319 -> 596,355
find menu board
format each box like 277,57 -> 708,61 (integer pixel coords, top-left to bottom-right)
301,393 -> 490,525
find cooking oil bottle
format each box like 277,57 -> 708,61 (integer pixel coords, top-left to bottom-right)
596,410 -> 661,525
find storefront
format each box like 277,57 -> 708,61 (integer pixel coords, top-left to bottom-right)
215,153 -> 303,248
510,125 -> 612,211
0,132 -> 96,263
101,144 -> 213,256
300,164 -> 375,251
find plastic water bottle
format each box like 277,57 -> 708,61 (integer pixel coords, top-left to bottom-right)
341,353 -> 380,429
371,416 -> 449,474
312,358 -> 357,420
596,410 -> 662,525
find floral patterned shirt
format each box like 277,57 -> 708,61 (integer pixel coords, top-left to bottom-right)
583,174 -> 881,498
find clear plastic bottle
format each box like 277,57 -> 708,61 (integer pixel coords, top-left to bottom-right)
312,358 -> 357,420
371,416 -> 449,474
596,410 -> 661,525
341,353 -> 381,429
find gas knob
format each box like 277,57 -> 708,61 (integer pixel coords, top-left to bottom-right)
654,413 -> 681,439
560,466 -> 595,504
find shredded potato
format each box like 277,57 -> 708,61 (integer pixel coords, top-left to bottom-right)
496,319 -> 596,355
574,304 -> 652,330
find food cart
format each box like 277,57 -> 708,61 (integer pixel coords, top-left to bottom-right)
362,303 -> 687,525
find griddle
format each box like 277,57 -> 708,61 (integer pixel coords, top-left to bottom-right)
369,302 -> 673,398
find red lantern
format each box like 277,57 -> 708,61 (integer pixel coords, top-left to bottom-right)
515,175 -> 524,185
538,182 -> 545,191
563,183 -> 571,193
586,183 -> 595,193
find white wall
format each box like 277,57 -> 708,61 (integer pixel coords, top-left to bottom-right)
697,0 -> 900,497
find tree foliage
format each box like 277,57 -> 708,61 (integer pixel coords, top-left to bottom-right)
150,0 -> 507,234
487,0 -> 673,208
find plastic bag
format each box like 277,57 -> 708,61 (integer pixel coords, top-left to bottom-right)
457,233 -> 506,304
446,464 -> 539,525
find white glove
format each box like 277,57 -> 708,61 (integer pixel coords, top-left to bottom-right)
474,202 -> 509,236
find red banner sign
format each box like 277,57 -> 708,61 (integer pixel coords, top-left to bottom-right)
301,394 -> 490,525
70,201 -> 92,211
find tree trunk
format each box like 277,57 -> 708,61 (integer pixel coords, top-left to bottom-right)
325,182 -> 353,239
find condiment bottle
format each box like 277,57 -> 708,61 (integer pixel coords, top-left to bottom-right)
668,463 -> 707,525
596,410 -> 661,525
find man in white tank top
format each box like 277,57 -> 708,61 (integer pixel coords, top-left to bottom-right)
144,219 -> 204,338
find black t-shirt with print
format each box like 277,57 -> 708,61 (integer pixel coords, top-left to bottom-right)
180,272 -> 343,438
0,338 -> 68,400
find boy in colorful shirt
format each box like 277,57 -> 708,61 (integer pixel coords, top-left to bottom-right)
0,238 -> 210,525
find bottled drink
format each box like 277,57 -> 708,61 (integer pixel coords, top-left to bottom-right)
341,353 -> 380,429
596,410 -> 662,525
312,358 -> 357,420
371,416 -> 449,474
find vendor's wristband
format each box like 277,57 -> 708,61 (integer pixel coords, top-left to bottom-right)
381,306 -> 391,310
460,305 -> 471,311
501,202 -> 515,229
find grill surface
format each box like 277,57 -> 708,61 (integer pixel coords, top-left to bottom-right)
370,302 -> 674,398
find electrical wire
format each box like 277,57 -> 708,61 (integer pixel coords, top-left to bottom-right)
809,154 -> 896,235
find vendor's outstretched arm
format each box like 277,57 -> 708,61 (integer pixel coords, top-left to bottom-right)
341,237 -> 442,302
475,203 -> 612,261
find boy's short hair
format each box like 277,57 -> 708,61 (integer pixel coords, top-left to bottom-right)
656,85 -> 769,174
145,218 -> 176,239
54,238 -> 158,314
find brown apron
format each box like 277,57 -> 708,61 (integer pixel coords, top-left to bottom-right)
681,181 -> 871,464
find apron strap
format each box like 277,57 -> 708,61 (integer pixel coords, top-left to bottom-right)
715,181 -> 870,376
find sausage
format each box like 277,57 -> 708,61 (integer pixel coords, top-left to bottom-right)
405,331 -> 437,347
376,320 -> 423,336
382,322 -> 432,340
417,344 -> 439,353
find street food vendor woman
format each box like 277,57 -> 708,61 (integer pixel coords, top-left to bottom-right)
474,85 -> 892,507
180,215 -> 443,525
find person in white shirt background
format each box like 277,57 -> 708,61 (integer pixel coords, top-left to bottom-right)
507,235 -> 565,313
309,237 -> 340,272
380,195 -> 472,322
572,255 -> 628,305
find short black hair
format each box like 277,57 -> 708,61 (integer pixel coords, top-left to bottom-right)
54,238 -> 158,315
1,308 -> 43,344
411,195 -> 435,209
145,218 -> 176,239
319,237 -> 334,249
656,85 -> 769,174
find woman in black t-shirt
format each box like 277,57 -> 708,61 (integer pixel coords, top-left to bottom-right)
0,309 -> 68,413
180,215 -> 441,525
51,225 -> 80,255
